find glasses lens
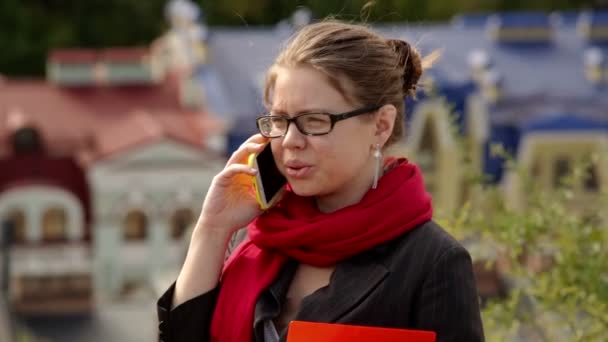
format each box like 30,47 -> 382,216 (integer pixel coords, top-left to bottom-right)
258,116 -> 287,137
296,113 -> 332,135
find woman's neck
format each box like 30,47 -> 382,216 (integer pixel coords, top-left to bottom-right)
315,190 -> 368,213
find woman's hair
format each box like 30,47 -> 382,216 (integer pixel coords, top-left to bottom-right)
264,20 -> 434,147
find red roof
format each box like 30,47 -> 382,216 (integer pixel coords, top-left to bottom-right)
63,83 -> 182,114
0,78 -> 215,164
99,47 -> 149,63
49,49 -> 98,63
91,110 -> 205,161
0,81 -> 94,156
49,47 -> 150,64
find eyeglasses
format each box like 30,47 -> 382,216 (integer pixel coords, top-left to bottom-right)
256,105 -> 382,138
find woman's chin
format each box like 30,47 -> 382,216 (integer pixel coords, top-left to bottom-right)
288,181 -> 322,197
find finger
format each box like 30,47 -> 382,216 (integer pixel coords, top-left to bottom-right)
214,164 -> 258,187
242,134 -> 267,145
226,141 -> 267,166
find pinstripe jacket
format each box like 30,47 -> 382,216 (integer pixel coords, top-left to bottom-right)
157,220 -> 485,341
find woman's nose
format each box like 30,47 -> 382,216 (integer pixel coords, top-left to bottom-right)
281,120 -> 306,149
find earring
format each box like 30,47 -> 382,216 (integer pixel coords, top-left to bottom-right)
372,144 -> 382,189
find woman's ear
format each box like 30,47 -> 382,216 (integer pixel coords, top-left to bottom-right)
374,104 -> 397,146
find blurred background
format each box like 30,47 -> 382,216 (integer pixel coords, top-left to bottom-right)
1,0 -> 607,341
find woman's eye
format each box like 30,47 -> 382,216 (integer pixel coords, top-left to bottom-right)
302,115 -> 329,125
270,117 -> 286,125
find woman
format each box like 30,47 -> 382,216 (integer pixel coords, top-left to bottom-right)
157,20 -> 484,342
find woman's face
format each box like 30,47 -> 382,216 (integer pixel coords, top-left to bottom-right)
269,66 -> 383,210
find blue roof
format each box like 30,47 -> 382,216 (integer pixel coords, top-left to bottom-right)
579,11 -> 608,44
489,95 -> 608,126
551,11 -> 581,27
203,13 -> 608,161
206,19 -> 607,119
582,11 -> 608,26
490,12 -> 552,28
451,13 -> 490,28
194,67 -> 233,117
522,114 -> 608,133
376,23 -> 608,98
207,28 -> 283,120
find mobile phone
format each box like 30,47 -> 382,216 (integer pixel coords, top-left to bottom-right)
248,143 -> 287,210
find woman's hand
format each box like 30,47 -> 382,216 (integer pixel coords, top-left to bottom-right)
196,134 -> 268,237
172,135 -> 269,308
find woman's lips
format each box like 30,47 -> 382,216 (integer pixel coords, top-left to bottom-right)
285,166 -> 312,178
284,161 -> 313,178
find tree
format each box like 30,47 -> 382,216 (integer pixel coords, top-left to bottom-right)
0,0 -> 601,76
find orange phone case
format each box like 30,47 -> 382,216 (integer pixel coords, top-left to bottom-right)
287,321 -> 436,342
248,150 -> 285,210
248,152 -> 268,209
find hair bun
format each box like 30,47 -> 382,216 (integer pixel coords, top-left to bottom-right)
387,39 -> 423,98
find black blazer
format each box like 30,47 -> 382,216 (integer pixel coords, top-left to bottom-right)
157,221 -> 485,341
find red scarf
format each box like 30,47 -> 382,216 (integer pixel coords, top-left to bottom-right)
210,159 -> 433,342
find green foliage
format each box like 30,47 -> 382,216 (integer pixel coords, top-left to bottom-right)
0,0 -> 602,76
0,0 -> 167,76
439,140 -> 608,341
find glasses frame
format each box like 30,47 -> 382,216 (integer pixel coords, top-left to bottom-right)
256,105 -> 382,138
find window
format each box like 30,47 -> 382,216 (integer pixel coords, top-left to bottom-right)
530,160 -> 541,180
3,209 -> 26,243
171,208 -> 194,240
124,210 -> 147,241
584,164 -> 599,192
553,157 -> 571,188
42,207 -> 67,242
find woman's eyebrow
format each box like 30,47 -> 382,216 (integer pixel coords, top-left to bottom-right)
270,108 -> 331,115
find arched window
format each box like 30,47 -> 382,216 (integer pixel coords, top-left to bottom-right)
124,210 -> 147,241
584,164 -> 599,192
171,208 -> 194,240
553,157 -> 571,188
3,209 -> 26,243
530,160 -> 541,180
42,207 -> 67,242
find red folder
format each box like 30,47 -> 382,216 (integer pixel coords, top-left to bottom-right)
287,321 -> 436,342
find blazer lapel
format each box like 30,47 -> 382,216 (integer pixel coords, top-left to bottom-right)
294,257 -> 389,323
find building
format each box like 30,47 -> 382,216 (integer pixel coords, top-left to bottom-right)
203,10 -> 608,216
0,36 -> 224,303
2,1 -> 608,307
